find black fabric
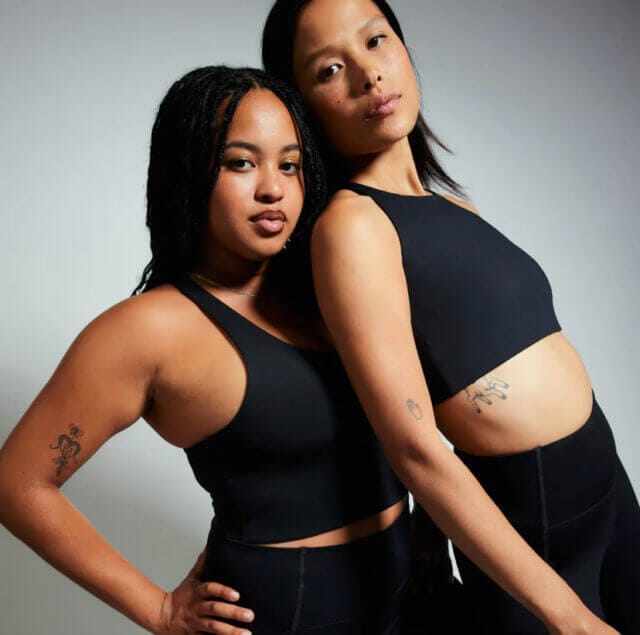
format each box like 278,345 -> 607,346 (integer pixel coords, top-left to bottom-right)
342,183 -> 561,405
600,455 -> 640,634
453,397 -> 640,633
203,505 -> 412,634
175,278 -> 406,543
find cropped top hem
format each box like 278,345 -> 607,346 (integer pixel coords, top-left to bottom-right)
207,490 -> 408,544
433,326 -> 561,405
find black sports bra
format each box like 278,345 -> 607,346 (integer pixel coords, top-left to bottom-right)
176,278 -> 406,543
343,183 -> 561,405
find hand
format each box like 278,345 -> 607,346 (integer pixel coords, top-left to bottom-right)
155,551 -> 255,634
547,611 -> 619,635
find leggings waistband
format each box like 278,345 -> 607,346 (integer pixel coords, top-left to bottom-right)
455,396 -> 617,526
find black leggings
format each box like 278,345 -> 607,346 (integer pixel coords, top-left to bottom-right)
202,505 -> 411,634
454,396 -> 640,633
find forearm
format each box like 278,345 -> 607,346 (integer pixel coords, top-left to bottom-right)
393,434 -> 584,629
0,483 -> 165,633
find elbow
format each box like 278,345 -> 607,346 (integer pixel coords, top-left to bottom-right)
0,464 -> 54,528
384,430 -> 447,489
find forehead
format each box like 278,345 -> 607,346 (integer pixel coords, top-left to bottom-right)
295,0 -> 385,53
226,89 -> 298,141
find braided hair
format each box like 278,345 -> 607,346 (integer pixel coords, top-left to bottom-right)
134,65 -> 326,294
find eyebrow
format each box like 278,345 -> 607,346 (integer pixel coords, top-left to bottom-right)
224,141 -> 301,153
302,14 -> 386,70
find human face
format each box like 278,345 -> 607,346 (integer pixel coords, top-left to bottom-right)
205,89 -> 304,266
292,0 -> 420,158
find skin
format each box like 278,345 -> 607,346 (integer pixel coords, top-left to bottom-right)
0,87 -> 403,634
291,0 -> 618,632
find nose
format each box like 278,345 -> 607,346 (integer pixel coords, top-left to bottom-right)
363,67 -> 382,91
255,165 -> 284,203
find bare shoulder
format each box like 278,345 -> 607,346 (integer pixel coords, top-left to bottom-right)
69,285 -> 198,365
440,192 -> 480,215
312,188 -> 398,251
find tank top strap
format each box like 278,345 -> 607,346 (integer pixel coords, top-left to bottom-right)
174,278 -> 266,357
342,182 -> 389,205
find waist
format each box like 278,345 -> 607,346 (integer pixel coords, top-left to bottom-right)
435,332 -> 593,455
454,397 -> 617,526
261,498 -> 407,548
203,505 -> 411,633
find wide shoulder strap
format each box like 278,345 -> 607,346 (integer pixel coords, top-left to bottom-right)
174,278 -> 264,351
341,182 -> 389,205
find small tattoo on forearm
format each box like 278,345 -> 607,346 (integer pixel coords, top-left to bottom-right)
465,376 -> 510,414
50,424 -> 84,477
407,399 -> 423,420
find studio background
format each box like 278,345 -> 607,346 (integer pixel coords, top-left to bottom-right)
1,1 -> 638,633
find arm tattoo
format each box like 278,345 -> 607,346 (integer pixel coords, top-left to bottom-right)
407,399 -> 423,420
465,376 -> 510,414
49,424 -> 84,477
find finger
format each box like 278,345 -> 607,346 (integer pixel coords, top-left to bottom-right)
199,600 -> 254,623
195,617 -> 252,635
198,581 -> 241,602
188,550 -> 207,579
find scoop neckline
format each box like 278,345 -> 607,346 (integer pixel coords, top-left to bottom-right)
184,278 -> 333,356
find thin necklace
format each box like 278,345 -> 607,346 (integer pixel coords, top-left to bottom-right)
190,272 -> 264,297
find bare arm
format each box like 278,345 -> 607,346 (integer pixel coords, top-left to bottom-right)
311,196 -> 616,635
0,297 -> 253,635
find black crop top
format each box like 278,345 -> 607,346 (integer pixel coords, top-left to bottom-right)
344,183 -> 561,405
176,279 -> 406,544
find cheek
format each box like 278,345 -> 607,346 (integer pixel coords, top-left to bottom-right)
208,179 -> 251,232
308,85 -> 350,129
288,179 -> 305,221
393,49 -> 420,99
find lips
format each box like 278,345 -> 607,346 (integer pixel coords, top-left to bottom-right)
249,209 -> 286,235
365,93 -> 401,120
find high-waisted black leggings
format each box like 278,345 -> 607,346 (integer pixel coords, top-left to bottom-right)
202,505 -> 411,634
454,396 -> 640,633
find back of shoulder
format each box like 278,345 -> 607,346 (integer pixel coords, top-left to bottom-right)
312,189 -> 397,249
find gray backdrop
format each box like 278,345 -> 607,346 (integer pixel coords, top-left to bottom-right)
1,1 -> 638,633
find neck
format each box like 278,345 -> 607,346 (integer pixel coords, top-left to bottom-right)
195,250 -> 270,297
345,137 -> 425,196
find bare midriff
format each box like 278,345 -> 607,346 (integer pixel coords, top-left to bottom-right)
435,332 -> 594,456
260,498 -> 406,548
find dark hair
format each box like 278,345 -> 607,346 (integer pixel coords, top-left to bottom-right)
263,1 -> 461,594
134,65 -> 326,294
262,0 -> 462,195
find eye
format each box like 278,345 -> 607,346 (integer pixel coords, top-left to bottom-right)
318,63 -> 342,82
227,158 -> 253,170
367,34 -> 386,49
280,161 -> 301,174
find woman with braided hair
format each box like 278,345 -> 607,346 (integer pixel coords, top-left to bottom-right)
0,65 -> 413,634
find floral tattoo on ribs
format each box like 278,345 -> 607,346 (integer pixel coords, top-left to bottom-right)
50,424 -> 84,477
465,376 -> 510,414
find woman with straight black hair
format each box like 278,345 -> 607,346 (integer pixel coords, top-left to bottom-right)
262,1 -> 640,633
0,65 -> 413,634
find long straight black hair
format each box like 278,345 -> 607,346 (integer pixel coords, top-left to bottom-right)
262,0 -> 462,195
134,65 -> 326,295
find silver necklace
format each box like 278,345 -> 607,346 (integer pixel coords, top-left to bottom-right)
191,272 -> 263,297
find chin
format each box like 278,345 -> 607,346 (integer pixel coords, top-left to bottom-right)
344,118 -> 416,156
255,241 -> 290,261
